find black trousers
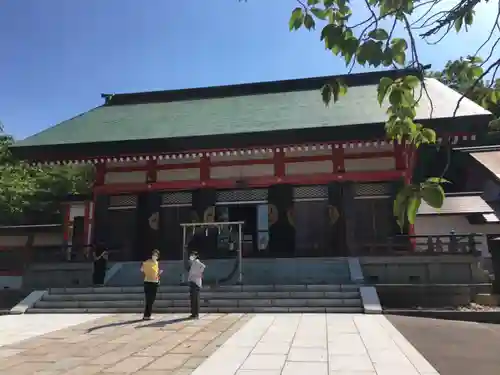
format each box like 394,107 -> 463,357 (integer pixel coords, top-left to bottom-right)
93,261 -> 106,285
143,281 -> 158,318
189,281 -> 200,317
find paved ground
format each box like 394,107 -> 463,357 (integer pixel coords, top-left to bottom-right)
387,314 -> 500,375
0,314 -> 108,347
0,313 -> 250,375
0,313 -> 440,375
192,313 -> 439,375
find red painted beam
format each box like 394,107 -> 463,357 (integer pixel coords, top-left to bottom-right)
94,170 -> 405,195
28,131 -> 474,164
104,152 -> 396,173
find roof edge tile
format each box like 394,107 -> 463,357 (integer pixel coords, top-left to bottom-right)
105,68 -> 425,106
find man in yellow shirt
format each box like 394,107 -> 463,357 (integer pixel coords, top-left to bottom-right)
140,249 -> 162,320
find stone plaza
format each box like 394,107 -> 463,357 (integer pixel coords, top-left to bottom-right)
0,312 -> 444,375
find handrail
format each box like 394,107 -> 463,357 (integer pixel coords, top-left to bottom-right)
357,232 -> 485,256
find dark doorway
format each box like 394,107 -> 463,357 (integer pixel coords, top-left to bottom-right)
71,216 -> 85,260
215,204 -> 259,256
229,205 -> 257,255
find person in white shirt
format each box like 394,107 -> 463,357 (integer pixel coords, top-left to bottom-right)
188,251 -> 206,319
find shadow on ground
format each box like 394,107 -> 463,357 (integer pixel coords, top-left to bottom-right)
137,316 -> 193,328
387,314 -> 500,375
86,319 -> 144,332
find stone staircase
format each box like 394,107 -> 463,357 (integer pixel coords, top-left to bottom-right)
108,257 -> 352,286
27,284 -> 364,314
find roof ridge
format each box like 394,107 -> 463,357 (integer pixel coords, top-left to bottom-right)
104,68 -> 425,106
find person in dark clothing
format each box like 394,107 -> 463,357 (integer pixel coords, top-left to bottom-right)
188,251 -> 206,319
92,243 -> 108,286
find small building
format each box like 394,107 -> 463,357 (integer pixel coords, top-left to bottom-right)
10,68 -> 493,267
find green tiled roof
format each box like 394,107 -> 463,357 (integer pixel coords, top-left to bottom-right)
15,77 -> 491,148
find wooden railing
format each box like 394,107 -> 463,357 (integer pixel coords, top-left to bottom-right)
357,233 -> 483,256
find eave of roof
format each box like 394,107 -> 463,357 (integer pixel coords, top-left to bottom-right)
458,145 -> 500,185
417,193 -> 494,215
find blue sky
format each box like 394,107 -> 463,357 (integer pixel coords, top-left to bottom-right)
0,0 -> 498,140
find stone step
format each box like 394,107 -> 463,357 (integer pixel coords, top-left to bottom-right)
27,306 -> 363,314
42,291 -> 360,301
35,298 -> 362,309
109,258 -> 352,286
49,284 -> 359,295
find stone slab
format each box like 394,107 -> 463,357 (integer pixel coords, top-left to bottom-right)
10,290 -> 47,314
359,286 -> 382,314
192,313 -> 440,375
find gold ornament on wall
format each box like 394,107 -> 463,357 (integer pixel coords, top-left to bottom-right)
328,205 -> 340,226
268,204 -> 278,226
203,206 -> 216,223
148,212 -> 159,230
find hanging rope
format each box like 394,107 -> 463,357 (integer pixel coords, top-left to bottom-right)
181,221 -> 243,285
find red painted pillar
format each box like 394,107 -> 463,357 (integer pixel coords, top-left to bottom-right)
83,200 -> 91,259
274,149 -> 285,182
62,203 -> 71,243
200,156 -> 210,186
91,162 -> 106,246
332,147 -> 345,173
146,159 -> 157,184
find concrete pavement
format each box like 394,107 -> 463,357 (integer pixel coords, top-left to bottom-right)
193,313 -> 439,375
0,312 -> 441,374
388,314 -> 500,375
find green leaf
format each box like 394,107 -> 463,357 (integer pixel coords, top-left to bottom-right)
289,8 -> 304,31
330,79 -> 348,103
403,75 -> 420,89
471,66 -> 483,78
310,7 -> 327,20
389,88 -> 403,107
377,77 -> 393,105
321,24 -> 343,49
393,185 -> 413,230
489,90 -> 498,104
465,10 -> 474,25
489,117 -> 500,130
307,0 -> 320,4
407,195 -> 421,225
368,28 -> 389,40
393,51 -> 405,65
421,183 -> 445,208
421,128 -> 436,143
304,14 -> 315,30
454,16 -> 463,32
391,38 -> 408,52
425,177 -> 450,184
342,36 -> 359,66
321,84 -> 333,106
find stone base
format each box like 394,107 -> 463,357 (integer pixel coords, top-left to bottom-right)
474,293 -> 500,306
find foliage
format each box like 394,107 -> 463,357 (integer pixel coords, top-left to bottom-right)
427,56 -> 500,119
285,0 -> 500,229
0,133 -> 93,225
